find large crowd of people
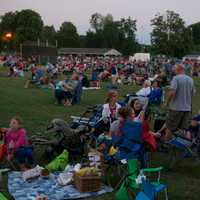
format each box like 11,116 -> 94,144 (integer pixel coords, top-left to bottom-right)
0,54 -> 199,165
0,53 -> 200,200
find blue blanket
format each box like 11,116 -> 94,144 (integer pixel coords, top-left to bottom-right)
8,172 -> 113,200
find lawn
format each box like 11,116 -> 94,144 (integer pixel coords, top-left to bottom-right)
0,68 -> 200,200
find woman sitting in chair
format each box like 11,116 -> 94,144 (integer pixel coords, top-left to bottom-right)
93,90 -> 121,137
4,116 -> 33,170
129,98 -> 157,152
102,90 -> 121,124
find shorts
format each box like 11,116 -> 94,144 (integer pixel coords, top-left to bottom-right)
166,110 -> 191,131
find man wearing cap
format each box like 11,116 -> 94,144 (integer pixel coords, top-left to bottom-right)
164,64 -> 195,140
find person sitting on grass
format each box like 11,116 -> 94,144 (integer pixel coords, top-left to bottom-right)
4,116 -> 33,171
24,66 -> 45,88
55,72 -> 79,106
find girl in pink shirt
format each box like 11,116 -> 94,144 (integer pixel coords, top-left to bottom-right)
5,116 -> 33,170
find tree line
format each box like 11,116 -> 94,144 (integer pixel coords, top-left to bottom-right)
0,9 -> 200,57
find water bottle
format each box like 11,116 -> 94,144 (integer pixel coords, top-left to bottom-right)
136,170 -> 146,185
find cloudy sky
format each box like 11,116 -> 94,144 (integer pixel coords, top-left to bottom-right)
1,0 -> 200,44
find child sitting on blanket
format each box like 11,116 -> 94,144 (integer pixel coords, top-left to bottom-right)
4,116 -> 33,170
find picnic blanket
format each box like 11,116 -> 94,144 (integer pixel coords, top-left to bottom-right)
8,171 -> 113,200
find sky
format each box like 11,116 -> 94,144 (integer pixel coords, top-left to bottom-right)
1,0 -> 200,44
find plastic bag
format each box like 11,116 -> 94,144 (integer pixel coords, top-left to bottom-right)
22,165 -> 43,181
45,150 -> 69,172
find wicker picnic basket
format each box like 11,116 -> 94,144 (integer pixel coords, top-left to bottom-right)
74,173 -> 102,192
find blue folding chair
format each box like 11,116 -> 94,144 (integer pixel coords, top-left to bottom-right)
136,180 -> 156,200
115,160 -> 168,200
135,168 -> 168,200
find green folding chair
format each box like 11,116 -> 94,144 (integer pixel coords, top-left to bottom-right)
115,159 -> 140,200
115,159 -> 168,200
0,193 -> 8,200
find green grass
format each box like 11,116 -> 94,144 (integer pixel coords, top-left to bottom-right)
0,67 -> 200,199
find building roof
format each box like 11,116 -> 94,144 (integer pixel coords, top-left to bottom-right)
183,55 -> 200,58
58,48 -> 122,56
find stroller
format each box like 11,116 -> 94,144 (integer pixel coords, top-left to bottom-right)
31,119 -> 90,160
70,104 -> 111,138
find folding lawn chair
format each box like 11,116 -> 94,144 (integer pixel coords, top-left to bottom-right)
135,177 -> 168,200
164,132 -> 200,169
98,119 -> 145,188
112,120 -> 147,167
115,159 -> 168,200
0,193 -> 8,200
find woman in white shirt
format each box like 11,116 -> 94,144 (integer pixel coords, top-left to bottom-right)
93,90 -> 121,137
102,90 -> 121,124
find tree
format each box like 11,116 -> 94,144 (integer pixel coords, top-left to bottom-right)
90,13 -> 103,32
103,22 -> 120,48
79,35 -> 86,48
87,13 -> 138,55
103,14 -> 114,26
15,9 -> 43,43
0,12 -> 17,34
190,22 -> 200,45
85,30 -> 104,48
0,10 -> 44,51
57,22 -> 80,48
0,11 -> 17,50
119,17 -> 137,40
102,15 -> 120,48
118,17 -> 137,55
189,22 -> 200,52
151,10 -> 191,58
41,25 -> 56,46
